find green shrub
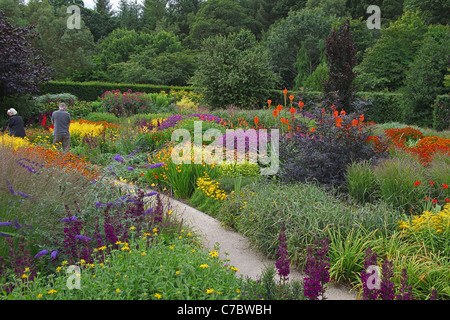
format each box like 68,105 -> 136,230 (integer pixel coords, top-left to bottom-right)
85,112 -> 120,124
191,30 -> 278,109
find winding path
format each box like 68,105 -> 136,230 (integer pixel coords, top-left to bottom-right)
158,194 -> 358,300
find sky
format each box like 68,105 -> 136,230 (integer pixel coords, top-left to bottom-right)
83,0 -> 120,11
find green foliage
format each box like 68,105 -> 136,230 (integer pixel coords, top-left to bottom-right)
264,7 -> 334,89
358,11 -> 428,92
359,92 -> 406,124
191,29 -> 278,109
346,160 -> 379,204
403,0 -> 450,25
432,95 -> 450,132
303,62 -> 329,91
403,25 -> 450,128
186,0 -> 259,47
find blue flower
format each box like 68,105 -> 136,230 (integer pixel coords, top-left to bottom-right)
94,202 -> 103,208
60,216 -> 77,222
75,235 -> 92,241
149,163 -> 165,169
127,166 -> 134,171
145,192 -> 158,197
51,250 -> 58,259
0,222 -> 12,227
16,191 -> 32,199
34,249 -> 49,258
113,154 -> 124,163
144,208 -> 153,215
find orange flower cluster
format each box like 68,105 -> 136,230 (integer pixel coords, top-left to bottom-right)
15,146 -> 101,180
384,127 -> 450,164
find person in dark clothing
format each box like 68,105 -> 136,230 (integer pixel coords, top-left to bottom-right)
5,108 -> 26,138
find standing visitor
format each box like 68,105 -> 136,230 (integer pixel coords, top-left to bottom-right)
51,102 -> 71,152
5,108 -> 26,138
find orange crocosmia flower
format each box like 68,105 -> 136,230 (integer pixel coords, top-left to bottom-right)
290,107 -> 295,114
273,109 -> 278,117
333,111 -> 339,118
311,127 -> 316,133
289,94 -> 294,101
277,105 -> 282,112
283,88 -> 288,96
359,115 -> 364,122
351,119 -> 358,126
298,101 -> 304,107
280,117 -> 285,123
340,110 -> 346,116
254,116 -> 259,125
268,99 -> 272,106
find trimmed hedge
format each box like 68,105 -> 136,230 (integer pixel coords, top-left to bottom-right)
432,94 -> 450,131
38,81 -> 194,101
357,92 -> 405,124
38,81 -> 408,124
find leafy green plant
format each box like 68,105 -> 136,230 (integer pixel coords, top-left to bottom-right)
346,160 -> 380,204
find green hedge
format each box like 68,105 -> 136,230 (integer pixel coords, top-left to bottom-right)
357,92 -> 405,124
38,81 -> 194,101
432,94 -> 450,131
38,81 -> 408,124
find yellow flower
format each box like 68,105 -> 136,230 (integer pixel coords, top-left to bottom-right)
154,293 -> 162,299
47,289 -> 57,295
176,270 -> 180,275
21,274 -> 28,279
141,252 -> 146,256
116,288 -> 121,293
209,250 -> 219,258
129,226 -> 136,230
56,266 -> 62,272
206,288 -> 214,294
37,294 -> 43,298
199,264 -> 209,269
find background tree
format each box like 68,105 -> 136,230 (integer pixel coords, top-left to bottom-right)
322,19 -> 358,112
117,0 -> 141,30
94,0 -> 114,16
264,7 -> 334,89
186,0 -> 258,47
403,0 -> 450,25
166,0 -> 201,39
191,29 -> 279,109
141,0 -> 167,33
357,11 -> 428,91
402,25 -> 450,127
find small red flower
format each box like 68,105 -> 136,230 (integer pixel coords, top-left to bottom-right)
414,180 -> 421,186
432,199 -> 437,204
429,181 -> 435,186
443,183 -> 448,189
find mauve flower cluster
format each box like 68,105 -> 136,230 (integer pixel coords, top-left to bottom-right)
303,238 -> 330,300
275,225 -> 290,281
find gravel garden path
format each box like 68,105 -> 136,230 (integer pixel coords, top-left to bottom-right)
160,194 -> 358,300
